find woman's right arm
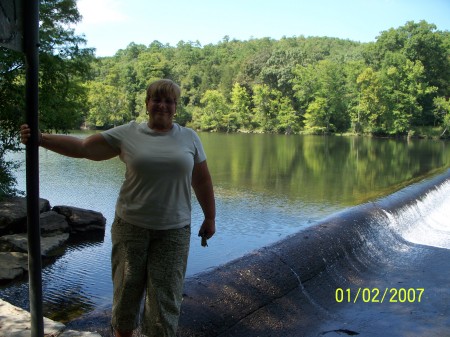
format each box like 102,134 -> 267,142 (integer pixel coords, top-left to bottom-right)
20,124 -> 120,161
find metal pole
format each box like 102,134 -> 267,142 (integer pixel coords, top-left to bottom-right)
24,0 -> 44,336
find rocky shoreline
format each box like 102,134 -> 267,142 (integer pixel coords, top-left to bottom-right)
0,197 -> 106,283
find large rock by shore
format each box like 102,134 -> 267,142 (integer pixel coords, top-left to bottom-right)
0,197 -> 50,235
52,205 -> 107,233
0,252 -> 28,281
0,197 -> 106,282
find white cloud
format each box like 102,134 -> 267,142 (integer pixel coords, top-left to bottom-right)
77,0 -> 128,25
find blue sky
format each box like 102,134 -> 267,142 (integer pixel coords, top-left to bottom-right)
73,0 -> 450,57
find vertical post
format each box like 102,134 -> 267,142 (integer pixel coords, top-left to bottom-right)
23,0 -> 44,336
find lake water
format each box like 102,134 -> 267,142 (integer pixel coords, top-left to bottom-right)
1,132 -> 449,322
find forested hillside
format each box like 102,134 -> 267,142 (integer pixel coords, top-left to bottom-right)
84,20 -> 449,136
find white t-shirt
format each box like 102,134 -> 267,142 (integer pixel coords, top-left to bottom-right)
101,122 -> 206,230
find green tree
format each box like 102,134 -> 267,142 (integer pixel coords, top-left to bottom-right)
260,48 -> 304,94
368,20 -> 450,125
252,84 -> 297,133
194,90 -> 229,131
379,54 -> 437,134
353,67 -> 386,133
433,97 -> 450,136
252,84 -> 276,132
172,41 -> 204,106
230,83 -> 252,131
304,97 -> 331,133
292,60 -> 349,133
291,63 -> 319,122
375,21 -> 449,92
38,0 -> 95,131
0,0 -> 93,198
85,81 -> 130,128
276,95 -> 299,134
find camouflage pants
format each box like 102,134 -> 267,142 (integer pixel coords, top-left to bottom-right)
111,216 -> 191,337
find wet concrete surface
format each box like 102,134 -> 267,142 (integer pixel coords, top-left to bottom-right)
175,172 -> 450,337
176,222 -> 450,337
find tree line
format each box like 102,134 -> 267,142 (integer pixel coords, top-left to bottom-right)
1,0 -> 449,198
83,21 -> 450,137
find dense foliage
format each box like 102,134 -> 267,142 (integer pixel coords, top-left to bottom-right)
0,0 -> 95,198
84,21 -> 450,137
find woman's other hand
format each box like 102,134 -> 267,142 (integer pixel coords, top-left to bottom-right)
198,218 -> 216,247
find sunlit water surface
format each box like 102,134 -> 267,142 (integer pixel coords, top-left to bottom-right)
1,132 -> 449,322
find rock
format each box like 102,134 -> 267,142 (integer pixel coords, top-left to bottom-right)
0,233 -> 69,257
0,233 -> 69,281
0,299 -> 102,336
53,205 -> 106,233
0,198 -> 106,282
0,197 -> 51,235
40,211 -> 70,234
0,252 -> 28,280
0,299 -> 66,336
0,234 -> 28,253
41,233 -> 70,256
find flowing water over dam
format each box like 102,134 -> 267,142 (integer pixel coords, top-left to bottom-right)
173,170 -> 450,337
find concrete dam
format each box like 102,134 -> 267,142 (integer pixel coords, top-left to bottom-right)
177,169 -> 450,337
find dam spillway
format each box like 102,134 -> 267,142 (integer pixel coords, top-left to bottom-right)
177,169 -> 450,337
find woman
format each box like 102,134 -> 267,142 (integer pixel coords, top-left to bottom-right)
20,79 -> 216,337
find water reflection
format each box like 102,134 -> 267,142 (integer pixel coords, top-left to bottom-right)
201,133 -> 449,205
1,132 -> 449,322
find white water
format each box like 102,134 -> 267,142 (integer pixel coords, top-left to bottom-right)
385,179 -> 450,250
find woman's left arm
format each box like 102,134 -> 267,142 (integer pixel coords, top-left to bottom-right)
192,160 -> 216,241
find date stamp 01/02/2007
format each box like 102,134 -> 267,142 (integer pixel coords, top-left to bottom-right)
335,288 -> 425,303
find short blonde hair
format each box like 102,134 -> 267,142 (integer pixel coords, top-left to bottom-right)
145,79 -> 181,104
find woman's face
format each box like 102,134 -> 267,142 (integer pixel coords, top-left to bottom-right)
146,95 -> 177,131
